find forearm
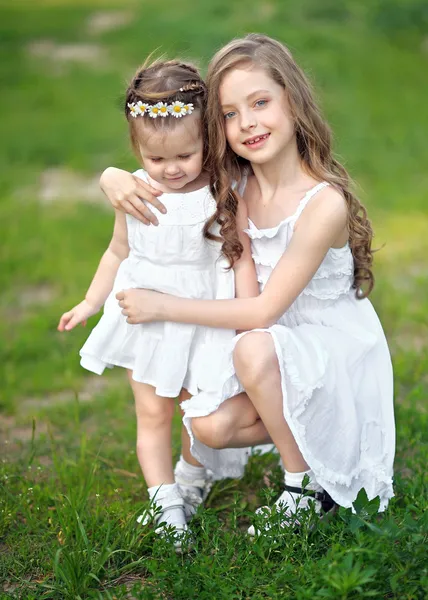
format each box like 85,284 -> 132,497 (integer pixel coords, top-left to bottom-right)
159,294 -> 274,331
85,248 -> 126,310
234,261 -> 260,299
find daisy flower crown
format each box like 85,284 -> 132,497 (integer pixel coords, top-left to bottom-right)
127,82 -> 204,119
127,99 -> 195,119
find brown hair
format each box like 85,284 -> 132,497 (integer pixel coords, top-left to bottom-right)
125,57 -> 208,164
204,34 -> 374,297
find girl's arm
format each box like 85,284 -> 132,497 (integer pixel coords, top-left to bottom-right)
233,194 -> 259,299
100,167 -> 166,225
117,188 -> 348,330
58,211 -> 129,331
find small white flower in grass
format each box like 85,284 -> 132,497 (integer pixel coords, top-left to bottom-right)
157,102 -> 169,117
148,104 -> 161,118
169,101 -> 186,118
183,103 -> 194,115
136,101 -> 149,114
127,102 -> 141,118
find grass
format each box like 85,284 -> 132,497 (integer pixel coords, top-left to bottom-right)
1,0 -> 427,597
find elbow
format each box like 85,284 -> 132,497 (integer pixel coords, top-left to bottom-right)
250,297 -> 278,329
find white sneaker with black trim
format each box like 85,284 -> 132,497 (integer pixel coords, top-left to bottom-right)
247,484 -> 337,536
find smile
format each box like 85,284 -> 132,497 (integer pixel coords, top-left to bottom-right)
243,133 -> 270,146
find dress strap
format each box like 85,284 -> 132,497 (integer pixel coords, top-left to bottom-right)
294,181 -> 329,221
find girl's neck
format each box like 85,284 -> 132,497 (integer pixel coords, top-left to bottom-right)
250,138 -> 310,199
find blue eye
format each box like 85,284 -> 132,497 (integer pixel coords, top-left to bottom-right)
255,99 -> 267,107
224,111 -> 236,120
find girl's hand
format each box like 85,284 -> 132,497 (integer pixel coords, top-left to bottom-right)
57,300 -> 100,331
100,167 -> 166,226
116,289 -> 163,324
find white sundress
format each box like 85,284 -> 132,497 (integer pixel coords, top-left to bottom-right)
80,169 -> 235,397
182,181 -> 395,510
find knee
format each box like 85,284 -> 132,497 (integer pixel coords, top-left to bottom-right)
233,332 -> 278,388
136,399 -> 174,427
192,413 -> 232,450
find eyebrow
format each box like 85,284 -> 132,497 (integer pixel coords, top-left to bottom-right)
145,151 -> 194,158
221,89 -> 271,108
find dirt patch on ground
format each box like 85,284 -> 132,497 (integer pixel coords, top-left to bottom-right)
27,40 -> 106,73
0,414 -> 49,447
17,284 -> 56,309
86,10 -> 134,35
39,168 -> 106,206
22,375 -> 114,410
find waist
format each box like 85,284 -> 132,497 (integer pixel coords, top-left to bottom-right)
127,252 -> 214,272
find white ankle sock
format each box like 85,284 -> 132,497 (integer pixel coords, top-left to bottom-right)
147,483 -> 186,527
284,469 -> 322,492
176,455 -> 206,479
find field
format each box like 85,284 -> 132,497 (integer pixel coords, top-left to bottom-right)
0,0 -> 427,598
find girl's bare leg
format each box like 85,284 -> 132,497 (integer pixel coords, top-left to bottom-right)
233,332 -> 309,473
128,372 -> 176,487
192,392 -> 272,449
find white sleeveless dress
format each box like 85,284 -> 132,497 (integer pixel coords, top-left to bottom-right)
182,182 -> 395,510
80,169 -> 235,398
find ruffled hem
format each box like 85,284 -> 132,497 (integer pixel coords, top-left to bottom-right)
80,312 -> 206,398
264,328 -> 393,510
256,271 -> 353,300
251,251 -> 352,278
182,325 -> 394,510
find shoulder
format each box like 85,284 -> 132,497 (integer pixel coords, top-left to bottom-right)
300,184 -> 348,229
294,184 -> 348,248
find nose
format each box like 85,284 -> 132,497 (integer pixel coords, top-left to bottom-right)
165,162 -> 180,175
239,109 -> 256,131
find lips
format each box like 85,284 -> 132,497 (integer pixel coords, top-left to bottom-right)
243,133 -> 270,145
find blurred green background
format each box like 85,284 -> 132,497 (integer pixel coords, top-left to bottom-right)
1,0 -> 428,407
1,0 -> 428,406
0,0 -> 427,597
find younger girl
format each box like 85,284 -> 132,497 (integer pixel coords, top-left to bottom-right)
109,34 -> 395,533
58,58 -> 259,544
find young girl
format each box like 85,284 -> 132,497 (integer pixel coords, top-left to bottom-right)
57,58 -> 260,544
104,34 -> 395,534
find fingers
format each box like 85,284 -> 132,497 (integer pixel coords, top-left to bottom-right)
64,314 -> 82,331
134,177 -> 167,215
58,311 -> 77,331
115,291 -> 125,301
57,312 -> 72,331
121,198 -> 152,225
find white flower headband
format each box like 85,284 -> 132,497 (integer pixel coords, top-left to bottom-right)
127,100 -> 195,119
